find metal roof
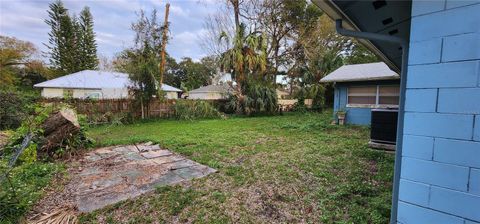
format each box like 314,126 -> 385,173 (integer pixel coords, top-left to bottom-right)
320,62 -> 399,82
189,83 -> 232,93
312,0 -> 412,73
33,70 -> 182,92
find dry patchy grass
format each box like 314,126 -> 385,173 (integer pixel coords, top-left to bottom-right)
80,111 -> 394,223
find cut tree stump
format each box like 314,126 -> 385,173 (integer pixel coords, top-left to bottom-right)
41,108 -> 80,155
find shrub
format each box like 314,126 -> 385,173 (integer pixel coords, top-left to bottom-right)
173,100 -> 222,120
0,89 -> 39,130
226,82 -> 278,115
0,104 -> 90,222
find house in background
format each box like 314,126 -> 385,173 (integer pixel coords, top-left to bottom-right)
34,70 -> 182,99
187,83 -> 232,100
314,0 -> 480,223
321,62 -> 400,125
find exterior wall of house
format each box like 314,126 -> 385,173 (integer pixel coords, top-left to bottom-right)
73,89 -> 103,99
165,91 -> 178,99
188,92 -> 225,100
41,88 -> 130,99
41,87 -> 177,99
41,88 -> 64,98
397,1 -> 480,223
101,88 -> 129,99
333,80 -> 400,125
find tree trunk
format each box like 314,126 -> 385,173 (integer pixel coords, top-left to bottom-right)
141,98 -> 145,119
41,108 -> 80,155
159,3 -> 170,88
42,108 -> 79,136
231,0 -> 240,31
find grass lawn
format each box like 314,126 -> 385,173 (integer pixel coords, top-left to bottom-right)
81,111 -> 394,223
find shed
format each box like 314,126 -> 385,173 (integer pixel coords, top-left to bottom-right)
33,70 -> 182,99
321,62 -> 400,125
314,0 -> 480,223
187,84 -> 232,100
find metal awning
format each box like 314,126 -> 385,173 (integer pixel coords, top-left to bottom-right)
312,0 -> 412,73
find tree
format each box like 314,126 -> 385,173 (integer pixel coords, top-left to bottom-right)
118,47 -> 159,118
344,42 -> 379,65
79,6 -> 98,70
45,0 -> 98,74
178,57 -> 214,90
45,0 -> 78,74
115,9 -> 167,118
0,36 -> 36,88
0,36 -> 53,89
161,56 -> 216,91
200,6 -> 234,57
219,22 -> 275,114
219,23 -> 267,84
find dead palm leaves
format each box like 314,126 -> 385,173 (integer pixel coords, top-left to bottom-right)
29,208 -> 77,224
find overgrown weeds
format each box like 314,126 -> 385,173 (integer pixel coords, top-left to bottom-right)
0,104 -> 90,223
226,82 -> 278,115
173,100 -> 223,120
0,161 -> 64,223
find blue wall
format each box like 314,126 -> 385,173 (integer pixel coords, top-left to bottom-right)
397,1 -> 480,223
333,80 -> 400,125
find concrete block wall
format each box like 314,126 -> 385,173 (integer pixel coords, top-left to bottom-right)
398,1 -> 480,223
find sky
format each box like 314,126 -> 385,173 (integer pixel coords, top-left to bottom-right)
0,0 -> 221,62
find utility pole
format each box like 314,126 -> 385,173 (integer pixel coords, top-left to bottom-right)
159,2 -> 170,89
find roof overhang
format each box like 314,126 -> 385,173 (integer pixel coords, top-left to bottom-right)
35,86 -> 102,90
312,0 -> 412,73
321,75 -> 399,83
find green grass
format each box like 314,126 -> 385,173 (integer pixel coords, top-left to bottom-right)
80,111 -> 394,223
0,161 -> 64,224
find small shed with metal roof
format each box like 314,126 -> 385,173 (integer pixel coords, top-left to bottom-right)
187,83 -> 232,100
321,62 -> 400,125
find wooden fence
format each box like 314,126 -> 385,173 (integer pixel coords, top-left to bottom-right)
40,99 -> 176,124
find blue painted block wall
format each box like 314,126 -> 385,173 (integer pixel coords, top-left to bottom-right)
333,80 -> 400,125
397,1 -> 480,223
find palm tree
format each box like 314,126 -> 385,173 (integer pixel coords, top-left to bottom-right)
218,23 -> 278,115
218,23 -> 267,84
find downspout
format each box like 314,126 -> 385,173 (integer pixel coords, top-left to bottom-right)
335,19 -> 409,224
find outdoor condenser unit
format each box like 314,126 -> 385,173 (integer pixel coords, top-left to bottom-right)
370,108 -> 398,146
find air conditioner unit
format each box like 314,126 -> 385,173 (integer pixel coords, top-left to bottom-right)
370,108 -> 398,147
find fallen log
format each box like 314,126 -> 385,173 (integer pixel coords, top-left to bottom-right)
41,108 -> 80,155
42,108 -> 80,136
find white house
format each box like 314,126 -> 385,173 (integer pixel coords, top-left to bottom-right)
33,70 -> 182,99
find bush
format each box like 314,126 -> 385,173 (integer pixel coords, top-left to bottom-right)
0,104 -> 90,222
226,82 -> 278,115
0,89 -> 39,130
173,100 -> 222,120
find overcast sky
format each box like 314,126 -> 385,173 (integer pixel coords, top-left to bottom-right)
0,0 -> 220,62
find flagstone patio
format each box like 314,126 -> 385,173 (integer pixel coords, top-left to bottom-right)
36,142 -> 216,213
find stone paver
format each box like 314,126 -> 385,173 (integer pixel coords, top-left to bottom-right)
140,150 -> 172,158
61,143 -> 216,212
